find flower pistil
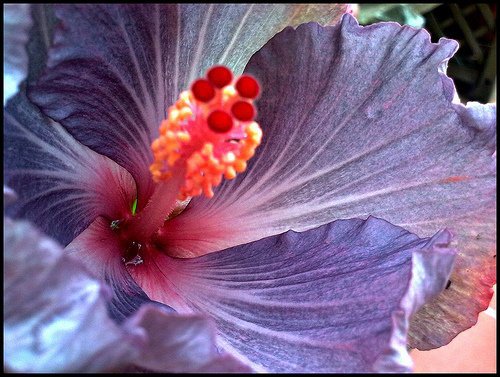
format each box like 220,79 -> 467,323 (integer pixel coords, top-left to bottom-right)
110,66 -> 263,264
150,65 -> 263,200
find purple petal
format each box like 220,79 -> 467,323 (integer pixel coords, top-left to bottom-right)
3,185 -> 17,205
406,101 -> 496,349
4,216 -> 140,372
163,15 -> 496,348
108,272 -> 173,323
3,4 -> 32,104
124,305 -> 253,373
28,4 -> 348,202
452,101 -> 496,152
130,217 -> 456,372
4,93 -> 137,246
25,5 -> 58,82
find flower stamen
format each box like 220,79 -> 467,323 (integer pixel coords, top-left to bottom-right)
150,65 -> 262,201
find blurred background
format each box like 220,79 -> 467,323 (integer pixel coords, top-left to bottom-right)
355,3 -> 497,373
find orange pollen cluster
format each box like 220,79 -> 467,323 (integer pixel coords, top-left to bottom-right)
150,65 -> 262,201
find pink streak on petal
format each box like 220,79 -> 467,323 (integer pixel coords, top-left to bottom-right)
159,210 -> 238,258
65,217 -> 126,282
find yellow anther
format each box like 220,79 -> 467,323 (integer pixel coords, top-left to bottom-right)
168,109 -> 180,124
234,159 -> 247,173
179,91 -> 191,106
177,132 -> 191,143
151,138 -> 162,152
222,85 -> 237,100
165,130 -> 177,140
179,107 -> 193,121
190,152 -> 204,167
167,152 -> 180,167
224,166 -> 237,180
202,182 -> 214,198
222,152 -> 236,164
201,143 -> 214,156
159,120 -> 169,133
239,146 -> 255,159
247,121 -> 261,134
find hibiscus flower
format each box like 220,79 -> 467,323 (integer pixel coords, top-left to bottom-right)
4,4 -> 496,373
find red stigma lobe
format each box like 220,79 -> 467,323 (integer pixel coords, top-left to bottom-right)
207,66 -> 233,88
208,110 -> 233,133
191,79 -> 215,102
231,101 -> 255,122
235,75 -> 260,99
